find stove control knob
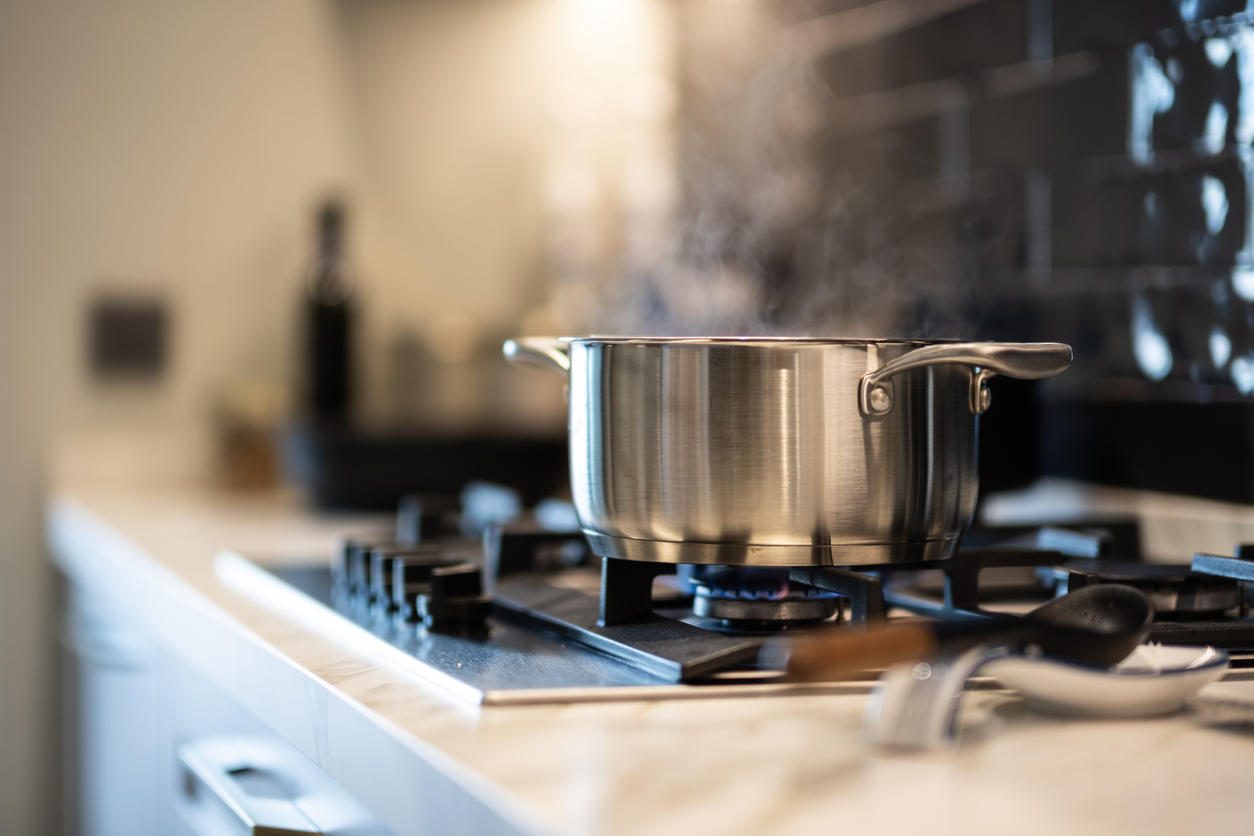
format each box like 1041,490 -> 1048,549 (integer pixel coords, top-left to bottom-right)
390,550 -> 474,621
340,538 -> 392,614
419,565 -> 493,637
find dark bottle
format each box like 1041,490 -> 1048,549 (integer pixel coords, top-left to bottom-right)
306,201 -> 354,423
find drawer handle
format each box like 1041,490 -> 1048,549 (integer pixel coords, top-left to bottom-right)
178,742 -> 322,835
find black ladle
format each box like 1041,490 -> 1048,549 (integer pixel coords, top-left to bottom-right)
1003,582 -> 1156,667
767,583 -> 1156,681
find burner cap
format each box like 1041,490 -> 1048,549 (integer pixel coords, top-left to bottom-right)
690,567 -> 839,625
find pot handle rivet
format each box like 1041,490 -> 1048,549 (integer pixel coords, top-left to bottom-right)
867,384 -> 893,413
970,368 -> 996,415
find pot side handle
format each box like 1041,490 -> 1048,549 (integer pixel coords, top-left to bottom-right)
503,337 -> 571,374
860,342 -> 1072,417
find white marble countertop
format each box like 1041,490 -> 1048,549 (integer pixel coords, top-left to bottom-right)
48,480 -> 1254,836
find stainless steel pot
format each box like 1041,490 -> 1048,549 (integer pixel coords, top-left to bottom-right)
504,337 -> 1071,566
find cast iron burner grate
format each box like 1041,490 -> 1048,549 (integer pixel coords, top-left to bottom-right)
490,528 -> 1140,680
488,528 -> 1115,679
855,543 -> 1254,666
1040,560 -> 1245,619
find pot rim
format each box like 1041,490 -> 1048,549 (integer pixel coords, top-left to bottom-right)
559,336 -> 967,347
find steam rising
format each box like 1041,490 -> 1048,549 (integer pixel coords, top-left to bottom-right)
562,0 -> 967,339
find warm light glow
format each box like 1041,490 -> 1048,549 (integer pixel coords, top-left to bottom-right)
565,0 -> 637,42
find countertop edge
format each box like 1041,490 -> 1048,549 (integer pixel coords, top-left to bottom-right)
46,493 -> 569,836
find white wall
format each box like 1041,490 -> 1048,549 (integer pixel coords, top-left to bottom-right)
0,2 -> 354,831
0,0 -> 674,831
338,0 -> 675,423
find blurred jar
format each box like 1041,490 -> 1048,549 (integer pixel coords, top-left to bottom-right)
215,380 -> 289,490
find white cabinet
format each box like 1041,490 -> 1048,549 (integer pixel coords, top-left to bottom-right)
64,581 -> 393,836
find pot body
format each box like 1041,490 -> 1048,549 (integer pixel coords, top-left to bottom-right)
506,337 -> 1070,566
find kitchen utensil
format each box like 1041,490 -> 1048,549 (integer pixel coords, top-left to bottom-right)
867,641 -> 1229,750
983,643 -> 1229,718
503,337 -> 1071,566
766,583 -> 1156,680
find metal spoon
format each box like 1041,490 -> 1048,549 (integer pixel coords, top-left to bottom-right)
763,584 -> 1155,681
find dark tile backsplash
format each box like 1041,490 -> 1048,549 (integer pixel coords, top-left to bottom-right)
676,0 -> 1254,498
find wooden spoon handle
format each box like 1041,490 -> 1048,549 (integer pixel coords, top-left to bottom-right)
768,623 -> 938,681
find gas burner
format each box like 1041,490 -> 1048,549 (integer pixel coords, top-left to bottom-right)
690,567 -> 840,628
1043,559 -> 1244,619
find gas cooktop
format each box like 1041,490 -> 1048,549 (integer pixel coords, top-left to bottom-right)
214,550 -> 871,705
215,514 -> 1254,705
